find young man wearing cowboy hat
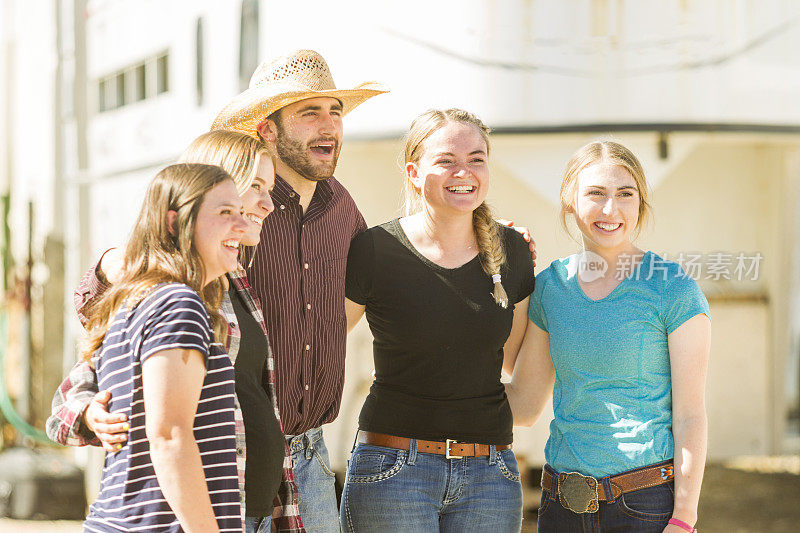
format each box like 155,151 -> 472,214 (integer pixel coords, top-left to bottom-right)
211,50 -> 388,532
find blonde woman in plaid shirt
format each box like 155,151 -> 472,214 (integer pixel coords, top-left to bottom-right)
47,130 -> 305,533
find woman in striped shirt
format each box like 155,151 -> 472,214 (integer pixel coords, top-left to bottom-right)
50,131 -> 304,532
82,163 -> 248,532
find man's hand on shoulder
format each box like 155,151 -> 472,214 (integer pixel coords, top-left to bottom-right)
497,219 -> 537,267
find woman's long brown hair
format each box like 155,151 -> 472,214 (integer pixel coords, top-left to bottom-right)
81,163 -> 232,363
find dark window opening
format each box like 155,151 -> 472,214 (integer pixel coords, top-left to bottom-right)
98,79 -> 107,112
133,64 -> 146,102
157,54 -> 169,94
239,0 -> 260,91
115,71 -> 126,108
196,18 -> 204,106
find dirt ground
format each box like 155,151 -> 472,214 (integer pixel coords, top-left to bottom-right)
2,460 -> 798,532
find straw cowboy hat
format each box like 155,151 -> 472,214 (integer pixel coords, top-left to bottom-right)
212,49 -> 388,138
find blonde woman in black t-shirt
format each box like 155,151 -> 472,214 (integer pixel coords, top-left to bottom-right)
339,109 -> 535,532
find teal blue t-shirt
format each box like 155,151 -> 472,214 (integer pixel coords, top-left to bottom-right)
528,251 -> 710,478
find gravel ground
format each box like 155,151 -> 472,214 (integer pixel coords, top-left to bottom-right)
2,459 -> 798,532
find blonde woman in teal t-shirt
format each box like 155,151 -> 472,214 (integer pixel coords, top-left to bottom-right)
505,141 -> 711,533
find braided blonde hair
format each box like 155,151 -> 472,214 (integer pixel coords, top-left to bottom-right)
403,109 -> 508,308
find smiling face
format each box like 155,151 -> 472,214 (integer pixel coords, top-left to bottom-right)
193,179 -> 248,285
239,154 -> 275,246
407,121 -> 489,217
272,97 -> 343,182
572,162 -> 641,254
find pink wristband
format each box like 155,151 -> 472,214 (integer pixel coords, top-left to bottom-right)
668,518 -> 696,532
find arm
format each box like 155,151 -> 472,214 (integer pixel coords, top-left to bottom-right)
665,313 -> 711,532
46,360 -> 102,446
46,360 -> 129,450
143,348 -> 220,533
345,297 -> 366,334
502,297 -> 530,375
504,320 -> 555,427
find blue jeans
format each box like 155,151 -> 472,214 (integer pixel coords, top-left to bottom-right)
537,464 -> 674,532
286,427 -> 340,533
340,440 -> 523,533
244,516 -> 271,533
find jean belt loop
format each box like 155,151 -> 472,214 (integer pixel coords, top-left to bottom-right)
287,434 -> 299,455
602,476 -> 614,504
407,438 -> 418,465
488,444 -> 497,465
548,466 -> 558,500
304,429 -> 314,460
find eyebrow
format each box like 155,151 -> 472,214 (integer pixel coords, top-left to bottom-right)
296,102 -> 343,113
586,185 -> 638,191
214,201 -> 240,208
433,150 -> 487,157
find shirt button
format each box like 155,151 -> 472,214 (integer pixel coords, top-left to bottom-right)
306,303 -> 312,310
305,344 -> 310,351
230,323 -> 237,329
304,263 -> 309,269
279,205 -> 285,210
236,448 -> 244,456
304,384 -> 309,391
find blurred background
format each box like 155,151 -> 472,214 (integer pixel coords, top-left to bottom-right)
1,0 -> 799,531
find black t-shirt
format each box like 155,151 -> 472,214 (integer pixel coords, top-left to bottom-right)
345,219 -> 535,445
230,289 -> 285,518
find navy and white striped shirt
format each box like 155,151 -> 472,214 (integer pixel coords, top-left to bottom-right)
84,283 -> 241,532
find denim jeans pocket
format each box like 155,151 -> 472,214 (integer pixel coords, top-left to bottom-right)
538,489 -> 552,517
617,482 -> 674,522
311,438 -> 337,479
346,444 -> 407,483
495,449 -> 521,483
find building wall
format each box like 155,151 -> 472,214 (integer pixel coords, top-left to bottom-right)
2,0 -> 795,480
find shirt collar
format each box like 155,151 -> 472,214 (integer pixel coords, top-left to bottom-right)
272,174 -> 334,207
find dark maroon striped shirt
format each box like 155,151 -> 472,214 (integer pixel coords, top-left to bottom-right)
245,175 -> 366,435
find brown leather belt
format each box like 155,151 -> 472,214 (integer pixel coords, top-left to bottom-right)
358,431 -> 511,459
540,461 -> 674,514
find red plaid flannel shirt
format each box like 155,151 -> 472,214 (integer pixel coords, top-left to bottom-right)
45,258 -> 304,532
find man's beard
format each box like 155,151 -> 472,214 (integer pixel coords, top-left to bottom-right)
275,130 -> 340,182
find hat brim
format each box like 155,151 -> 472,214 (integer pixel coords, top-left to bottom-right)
211,82 -> 389,138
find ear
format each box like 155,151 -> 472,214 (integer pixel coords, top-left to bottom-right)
166,210 -> 178,236
405,162 -> 423,190
256,117 -> 278,143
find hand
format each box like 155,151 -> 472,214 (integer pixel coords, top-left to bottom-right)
84,390 -> 129,452
497,219 -> 537,267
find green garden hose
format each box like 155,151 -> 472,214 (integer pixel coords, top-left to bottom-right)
0,309 -> 53,444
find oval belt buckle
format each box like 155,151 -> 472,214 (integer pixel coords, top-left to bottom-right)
557,471 -> 599,514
